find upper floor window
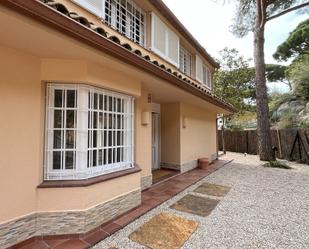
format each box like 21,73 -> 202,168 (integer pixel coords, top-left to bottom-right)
151,13 -> 180,67
45,84 -> 134,180
196,55 -> 212,89
73,0 -> 145,46
179,46 -> 192,77
104,0 -> 145,46
202,65 -> 212,88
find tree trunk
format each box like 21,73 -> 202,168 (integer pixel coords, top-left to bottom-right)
254,3 -> 275,161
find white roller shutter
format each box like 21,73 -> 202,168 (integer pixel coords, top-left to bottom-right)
207,68 -> 212,88
151,13 -> 167,56
196,55 -> 203,83
73,0 -> 103,17
151,13 -> 179,67
201,64 -> 212,89
167,28 -> 179,66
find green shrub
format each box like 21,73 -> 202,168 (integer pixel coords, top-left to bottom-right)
226,124 -> 244,131
269,92 -> 295,121
299,121 -> 309,128
278,111 -> 298,129
263,160 -> 292,169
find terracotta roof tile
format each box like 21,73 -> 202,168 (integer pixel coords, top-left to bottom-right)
92,27 -> 107,37
122,43 -> 133,51
32,0 -> 234,111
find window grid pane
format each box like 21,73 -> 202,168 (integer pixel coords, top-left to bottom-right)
202,66 -> 212,89
87,92 -> 129,169
45,84 -> 134,180
104,0 -> 145,46
180,46 -> 192,77
49,88 -> 77,172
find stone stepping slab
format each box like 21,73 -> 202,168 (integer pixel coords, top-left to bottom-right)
170,194 -> 220,217
193,183 -> 231,197
129,213 -> 198,249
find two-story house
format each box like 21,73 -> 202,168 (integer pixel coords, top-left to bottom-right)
0,0 -> 234,248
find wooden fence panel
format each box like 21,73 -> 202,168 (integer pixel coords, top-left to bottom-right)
223,130 -> 247,153
289,129 -> 309,163
247,130 -> 258,155
279,129 -> 297,160
299,129 -> 309,163
270,130 -> 279,157
218,128 -> 309,164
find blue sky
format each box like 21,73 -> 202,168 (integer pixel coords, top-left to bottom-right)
162,0 -> 308,92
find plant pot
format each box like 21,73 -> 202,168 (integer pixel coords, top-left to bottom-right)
198,158 -> 209,169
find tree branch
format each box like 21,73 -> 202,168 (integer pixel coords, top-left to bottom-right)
266,2 -> 309,22
266,0 -> 276,4
256,0 -> 263,28
260,0 -> 267,29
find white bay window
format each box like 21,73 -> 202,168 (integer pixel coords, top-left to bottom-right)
45,84 -> 134,180
74,0 -> 145,46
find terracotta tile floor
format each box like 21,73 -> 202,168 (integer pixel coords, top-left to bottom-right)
152,169 -> 179,184
10,159 -> 231,249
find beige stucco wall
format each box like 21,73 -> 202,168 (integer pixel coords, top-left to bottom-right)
160,103 -> 181,165
41,59 -> 141,97
37,173 -> 140,212
160,102 -> 217,167
135,90 -> 152,177
0,46 -> 42,223
180,103 -> 217,164
0,45 -> 143,223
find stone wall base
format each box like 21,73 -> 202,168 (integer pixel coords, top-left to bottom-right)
0,189 -> 141,248
180,160 -> 198,173
161,160 -> 198,173
141,175 -> 152,190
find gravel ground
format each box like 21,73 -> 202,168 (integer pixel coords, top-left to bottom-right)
93,153 -> 309,249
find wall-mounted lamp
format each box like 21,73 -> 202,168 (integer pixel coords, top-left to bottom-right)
142,111 -> 151,125
147,94 -> 152,103
182,116 -> 187,128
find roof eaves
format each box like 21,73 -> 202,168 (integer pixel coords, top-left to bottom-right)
148,0 -> 220,69
1,0 -> 234,112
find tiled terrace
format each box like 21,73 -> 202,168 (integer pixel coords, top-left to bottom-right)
11,159 -> 231,249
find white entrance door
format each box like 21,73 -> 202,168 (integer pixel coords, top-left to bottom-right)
152,113 -> 160,170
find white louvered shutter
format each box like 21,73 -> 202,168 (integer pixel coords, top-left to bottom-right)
151,13 -> 180,67
207,68 -> 212,88
196,55 -> 203,83
202,66 -> 207,85
73,0 -> 103,17
167,28 -> 179,67
151,13 -> 167,56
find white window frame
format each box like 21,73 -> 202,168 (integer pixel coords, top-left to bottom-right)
73,0 -> 146,47
73,0 -> 103,17
44,83 -> 134,180
196,55 -> 212,90
179,46 -> 192,77
151,13 -> 180,67
202,65 -> 212,89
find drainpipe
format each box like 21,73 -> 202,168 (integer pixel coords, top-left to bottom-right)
222,116 -> 226,155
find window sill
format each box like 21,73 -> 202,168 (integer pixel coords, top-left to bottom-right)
38,164 -> 141,188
